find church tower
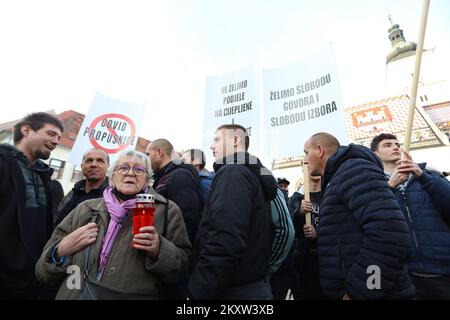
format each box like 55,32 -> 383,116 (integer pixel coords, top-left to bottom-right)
384,15 -> 447,105
386,15 -> 417,64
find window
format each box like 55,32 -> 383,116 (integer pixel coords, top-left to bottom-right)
71,165 -> 83,183
49,158 -> 65,180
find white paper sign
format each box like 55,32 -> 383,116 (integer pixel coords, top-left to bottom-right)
203,66 -> 261,158
69,92 -> 146,166
262,45 -> 348,159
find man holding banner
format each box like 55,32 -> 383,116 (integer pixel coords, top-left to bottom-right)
304,132 -> 415,299
371,133 -> 450,299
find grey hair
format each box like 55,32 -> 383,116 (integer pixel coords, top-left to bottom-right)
107,149 -> 153,186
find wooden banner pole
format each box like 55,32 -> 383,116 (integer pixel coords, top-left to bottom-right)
303,163 -> 311,226
404,0 -> 430,154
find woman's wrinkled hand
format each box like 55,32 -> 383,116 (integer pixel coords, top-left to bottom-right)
133,226 -> 160,258
57,222 -> 98,257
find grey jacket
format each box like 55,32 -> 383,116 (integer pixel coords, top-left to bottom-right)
35,190 -> 191,300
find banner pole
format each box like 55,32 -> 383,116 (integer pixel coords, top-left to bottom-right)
403,0 -> 430,153
303,163 -> 311,226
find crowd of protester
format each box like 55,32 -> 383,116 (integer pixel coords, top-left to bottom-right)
1,112 -> 449,300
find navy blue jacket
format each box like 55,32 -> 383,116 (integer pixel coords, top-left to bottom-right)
189,152 -> 276,299
388,164 -> 450,275
318,144 -> 415,300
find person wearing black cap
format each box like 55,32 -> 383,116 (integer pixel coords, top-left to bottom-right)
277,177 -> 290,206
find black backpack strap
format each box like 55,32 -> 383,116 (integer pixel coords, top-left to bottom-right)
83,211 -> 101,278
161,201 -> 168,238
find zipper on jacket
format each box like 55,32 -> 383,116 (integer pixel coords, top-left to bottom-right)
401,190 -> 419,248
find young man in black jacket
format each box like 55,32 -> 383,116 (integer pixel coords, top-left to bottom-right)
0,112 -> 63,299
189,124 -> 277,300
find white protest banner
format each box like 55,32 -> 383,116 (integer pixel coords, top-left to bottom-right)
262,44 -> 348,159
203,65 -> 260,157
69,92 -> 146,166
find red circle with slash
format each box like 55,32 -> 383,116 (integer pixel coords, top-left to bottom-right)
88,113 -> 136,154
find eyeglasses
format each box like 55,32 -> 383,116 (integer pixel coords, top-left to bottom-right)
115,165 -> 147,176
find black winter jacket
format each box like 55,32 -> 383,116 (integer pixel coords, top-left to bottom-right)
189,152 -> 277,299
0,144 -> 54,298
54,178 -> 109,227
153,161 -> 202,244
318,144 -> 415,300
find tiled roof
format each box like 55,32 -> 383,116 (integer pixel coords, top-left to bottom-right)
58,110 -> 85,148
422,101 -> 450,135
344,95 -> 448,149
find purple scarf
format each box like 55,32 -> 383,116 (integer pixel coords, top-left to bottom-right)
98,187 -> 137,275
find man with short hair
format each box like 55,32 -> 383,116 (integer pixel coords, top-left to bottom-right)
182,148 -> 214,204
54,148 -> 109,226
304,132 -> 414,300
371,133 -> 450,299
146,139 -> 202,245
0,112 -> 63,299
189,124 -> 277,300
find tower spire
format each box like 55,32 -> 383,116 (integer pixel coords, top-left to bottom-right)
388,13 -> 394,26
386,15 -> 417,64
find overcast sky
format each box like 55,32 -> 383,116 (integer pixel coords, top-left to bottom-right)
1,0 -> 449,153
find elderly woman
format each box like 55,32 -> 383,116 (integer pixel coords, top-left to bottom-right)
35,150 -> 191,299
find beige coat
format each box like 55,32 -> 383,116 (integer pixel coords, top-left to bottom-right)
35,190 -> 191,299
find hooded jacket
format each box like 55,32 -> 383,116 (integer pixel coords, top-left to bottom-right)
318,144 -> 415,300
189,152 -> 277,299
0,144 -> 54,298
